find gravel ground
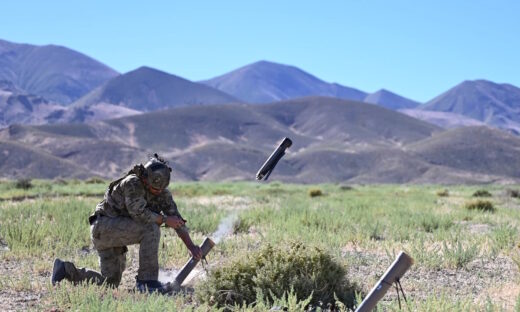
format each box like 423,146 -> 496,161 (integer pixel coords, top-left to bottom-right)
2,244 -> 519,310
344,248 -> 520,309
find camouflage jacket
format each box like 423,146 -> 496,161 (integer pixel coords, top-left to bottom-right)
95,174 -> 185,229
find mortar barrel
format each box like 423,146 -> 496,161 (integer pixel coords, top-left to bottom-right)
355,251 -> 414,312
174,237 -> 215,286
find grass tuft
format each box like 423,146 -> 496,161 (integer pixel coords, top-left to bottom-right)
15,178 -> 32,190
472,189 -> 492,197
436,189 -> 449,197
464,200 -> 495,212
85,177 -> 105,184
308,189 -> 323,197
338,184 -> 354,191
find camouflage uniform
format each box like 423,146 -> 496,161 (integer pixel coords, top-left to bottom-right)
64,174 -> 186,287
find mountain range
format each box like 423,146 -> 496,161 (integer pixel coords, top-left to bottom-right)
201,60 -> 422,111
0,39 -> 118,104
200,60 -> 368,104
1,38 -> 520,183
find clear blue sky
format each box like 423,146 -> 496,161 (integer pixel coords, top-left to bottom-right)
1,1 -> 519,102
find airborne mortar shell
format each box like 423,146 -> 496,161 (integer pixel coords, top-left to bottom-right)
256,137 -> 292,180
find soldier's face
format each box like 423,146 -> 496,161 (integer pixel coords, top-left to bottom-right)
148,185 -> 163,195
146,170 -> 169,195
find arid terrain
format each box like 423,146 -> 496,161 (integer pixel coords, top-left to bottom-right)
1,180 -> 520,310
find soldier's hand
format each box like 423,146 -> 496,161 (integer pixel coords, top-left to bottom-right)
189,245 -> 202,260
165,216 -> 185,229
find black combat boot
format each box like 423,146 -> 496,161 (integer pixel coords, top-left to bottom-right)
51,258 -> 67,285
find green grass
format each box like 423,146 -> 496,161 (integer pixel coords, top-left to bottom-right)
1,181 -> 520,310
0,179 -> 106,200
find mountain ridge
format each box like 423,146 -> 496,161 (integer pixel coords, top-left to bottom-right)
0,39 -> 118,104
70,66 -> 239,115
200,60 -> 368,103
420,79 -> 520,133
364,88 -> 420,110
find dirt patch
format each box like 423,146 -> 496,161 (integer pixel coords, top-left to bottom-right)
0,258 -> 47,311
476,282 -> 520,310
455,221 -> 492,234
0,289 -> 42,311
344,249 -> 520,307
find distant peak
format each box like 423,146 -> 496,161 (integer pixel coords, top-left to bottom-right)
134,65 -> 159,72
128,66 -> 172,77
460,79 -> 495,86
455,79 -> 511,91
251,60 -> 279,66
373,88 -> 392,94
246,60 -> 293,69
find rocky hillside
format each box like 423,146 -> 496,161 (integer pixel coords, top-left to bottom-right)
2,96 -> 516,184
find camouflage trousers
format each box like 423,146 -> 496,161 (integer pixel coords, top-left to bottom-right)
63,215 -> 160,287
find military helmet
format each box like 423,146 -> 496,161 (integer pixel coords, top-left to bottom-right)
143,154 -> 171,191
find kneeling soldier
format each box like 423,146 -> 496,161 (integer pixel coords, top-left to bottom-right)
51,154 -> 202,293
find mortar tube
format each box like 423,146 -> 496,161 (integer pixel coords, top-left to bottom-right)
173,237 -> 215,287
355,251 -> 414,312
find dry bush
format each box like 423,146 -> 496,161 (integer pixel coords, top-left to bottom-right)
436,189 -> 449,197
14,178 -> 32,190
308,189 -> 323,197
197,242 -> 361,309
85,177 -> 105,184
464,200 -> 495,212
339,184 -> 354,191
472,189 -> 492,197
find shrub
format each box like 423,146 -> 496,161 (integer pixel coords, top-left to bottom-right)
308,189 -> 323,197
339,184 -> 354,191
464,200 -> 495,212
85,177 -> 105,184
53,178 -> 68,185
472,189 -> 492,197
14,178 -> 32,190
436,189 -> 449,197
197,242 -> 361,309
506,189 -> 520,198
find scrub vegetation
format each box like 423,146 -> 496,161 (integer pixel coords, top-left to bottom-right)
1,180 -> 520,310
